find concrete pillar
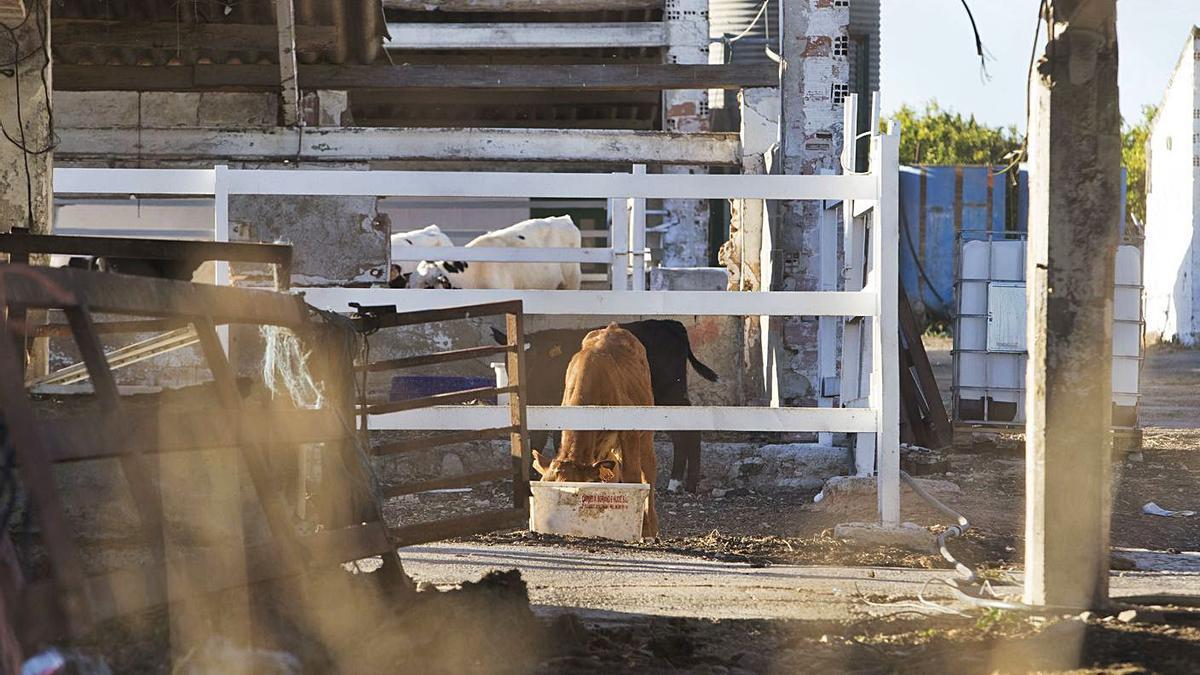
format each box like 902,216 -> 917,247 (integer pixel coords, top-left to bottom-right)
770,0 -> 849,406
0,1 -> 52,234
661,0 -> 710,268
1024,0 -> 1121,609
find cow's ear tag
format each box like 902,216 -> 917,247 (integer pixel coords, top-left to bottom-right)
549,345 -> 563,358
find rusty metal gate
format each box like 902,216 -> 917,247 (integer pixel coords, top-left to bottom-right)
351,300 -> 532,546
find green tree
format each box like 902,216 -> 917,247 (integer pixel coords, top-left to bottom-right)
893,101 -> 1022,166
1121,104 -> 1156,227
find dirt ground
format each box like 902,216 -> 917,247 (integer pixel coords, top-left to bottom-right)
21,345 -> 1200,673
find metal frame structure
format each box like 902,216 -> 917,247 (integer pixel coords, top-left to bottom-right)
951,230 -> 1146,432
0,264 -> 406,660
48,126 -> 903,523
351,300 -> 534,546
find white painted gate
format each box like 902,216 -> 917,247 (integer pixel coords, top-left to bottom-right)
50,128 -> 904,522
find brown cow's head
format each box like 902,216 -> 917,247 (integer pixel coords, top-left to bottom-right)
533,445 -> 621,483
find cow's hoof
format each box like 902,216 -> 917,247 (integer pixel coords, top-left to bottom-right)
667,479 -> 682,493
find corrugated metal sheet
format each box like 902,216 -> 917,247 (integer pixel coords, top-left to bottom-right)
708,0 -> 777,65
902,164 -> 1129,324
53,0 -> 386,65
899,166 -> 1008,322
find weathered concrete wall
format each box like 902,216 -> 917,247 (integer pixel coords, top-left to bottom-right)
769,0 -> 849,406
55,91 -> 279,129
231,193 -> 390,287
661,0 -> 711,268
373,437 -> 851,496
0,8 -> 51,233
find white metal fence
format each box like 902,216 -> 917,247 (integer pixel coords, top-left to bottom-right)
50,128 -> 902,522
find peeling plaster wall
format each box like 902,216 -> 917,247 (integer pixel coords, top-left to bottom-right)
0,10 -> 52,234
769,0 -> 849,406
661,0 -> 712,268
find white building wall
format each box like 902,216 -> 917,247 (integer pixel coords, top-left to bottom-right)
1144,28 -> 1198,344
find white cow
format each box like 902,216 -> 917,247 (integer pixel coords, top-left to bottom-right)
410,215 -> 582,290
390,224 -> 453,288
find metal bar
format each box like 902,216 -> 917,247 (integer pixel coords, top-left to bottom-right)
383,469 -> 511,498
363,385 -> 519,415
53,168 -> 216,194
365,345 -> 515,372
872,130 -> 902,525
388,246 -> 616,264
226,169 -> 877,201
349,300 -> 523,331
371,427 -> 518,456
367,405 -> 880,433
33,327 -> 199,386
310,289 -> 880,318
389,509 -> 526,548
608,194 -> 630,291
630,164 -> 647,291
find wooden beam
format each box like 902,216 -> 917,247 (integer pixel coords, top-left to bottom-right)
274,0 -> 301,126
55,126 -> 743,165
54,63 -> 779,92
384,22 -> 667,50
0,233 -> 292,268
0,265 -> 309,326
383,0 -> 659,10
52,20 -> 337,54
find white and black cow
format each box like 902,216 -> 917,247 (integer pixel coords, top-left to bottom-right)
389,224 -> 453,288
409,215 -> 581,290
492,319 -> 718,493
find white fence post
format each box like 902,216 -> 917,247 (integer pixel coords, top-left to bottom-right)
871,128 -> 901,525
609,194 -> 630,291
630,164 -> 648,291
213,164 -> 231,351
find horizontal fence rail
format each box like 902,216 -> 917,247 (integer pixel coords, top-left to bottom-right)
302,289 -> 879,317
48,128 -> 902,525
369,406 -> 879,433
53,167 -> 877,201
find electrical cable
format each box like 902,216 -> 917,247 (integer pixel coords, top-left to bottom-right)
0,0 -> 58,230
992,0 -> 1049,178
957,0 -> 992,82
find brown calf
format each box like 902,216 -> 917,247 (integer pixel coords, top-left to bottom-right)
532,323 -> 659,537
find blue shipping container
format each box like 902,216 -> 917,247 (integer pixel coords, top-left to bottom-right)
899,166 -> 1008,322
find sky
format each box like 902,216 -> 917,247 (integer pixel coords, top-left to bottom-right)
880,0 -> 1200,130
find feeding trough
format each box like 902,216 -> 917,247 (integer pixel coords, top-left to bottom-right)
529,481 -> 651,542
